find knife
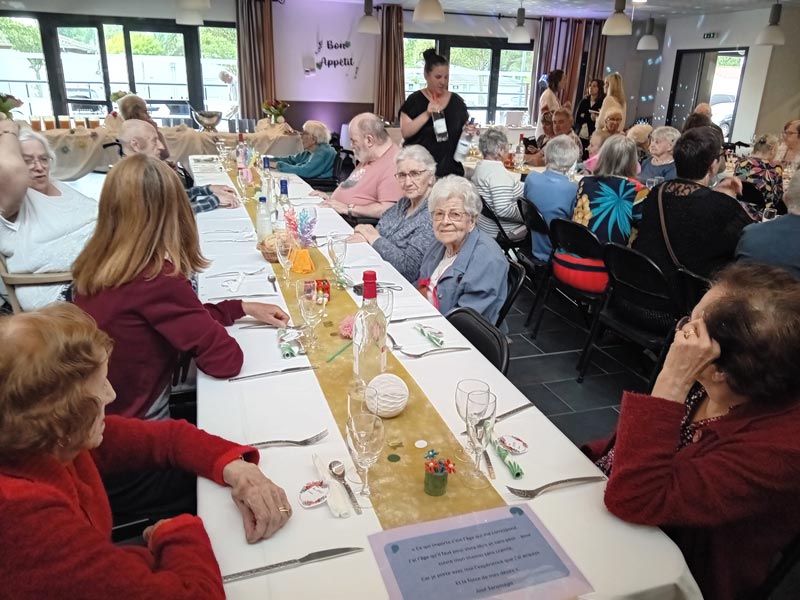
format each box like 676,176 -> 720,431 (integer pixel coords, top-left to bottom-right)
482,450 -> 496,480
460,403 -> 534,435
222,547 -> 364,583
389,314 -> 441,324
207,293 -> 278,301
229,365 -> 317,382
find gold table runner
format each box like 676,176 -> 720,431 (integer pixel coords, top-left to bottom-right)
226,169 -> 505,528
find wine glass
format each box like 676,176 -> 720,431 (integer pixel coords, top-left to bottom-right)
274,235 -> 295,282
295,280 -> 324,348
327,233 -> 349,287
236,169 -> 250,203
463,390 -> 497,490
346,413 -> 385,498
376,288 -> 394,322
454,379 -> 489,462
762,207 -> 778,221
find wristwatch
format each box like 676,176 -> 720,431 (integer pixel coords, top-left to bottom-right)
347,204 -> 355,217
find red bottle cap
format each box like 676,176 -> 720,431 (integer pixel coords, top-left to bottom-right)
362,270 -> 377,299
238,133 -> 244,141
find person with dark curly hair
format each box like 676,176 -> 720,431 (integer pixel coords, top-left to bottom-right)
584,262 -> 800,600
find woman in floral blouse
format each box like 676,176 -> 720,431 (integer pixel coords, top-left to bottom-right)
734,133 -> 784,209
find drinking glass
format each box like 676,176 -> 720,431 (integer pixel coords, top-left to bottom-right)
376,288 -> 394,321
327,233 -> 349,287
346,413 -> 385,497
646,178 -> 657,189
236,170 -> 250,202
762,207 -> 778,221
454,379 -> 490,462
274,235 -> 295,282
463,390 -> 497,490
295,280 -> 324,348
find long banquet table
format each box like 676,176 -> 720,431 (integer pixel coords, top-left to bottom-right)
191,156 -> 702,600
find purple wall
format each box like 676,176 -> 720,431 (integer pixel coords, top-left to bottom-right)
282,101 -> 374,136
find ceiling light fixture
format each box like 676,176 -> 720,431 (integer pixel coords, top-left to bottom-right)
175,0 -> 210,26
755,2 -> 785,46
637,17 -> 659,50
602,0 -> 632,36
357,0 -> 381,35
508,3 -> 530,44
413,0 -> 445,23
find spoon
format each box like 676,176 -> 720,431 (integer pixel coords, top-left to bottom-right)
268,273 -> 278,293
328,460 -> 362,515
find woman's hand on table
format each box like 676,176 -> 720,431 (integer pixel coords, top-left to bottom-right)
320,198 -> 347,214
310,190 -> 331,202
223,459 -> 292,543
242,302 -> 290,327
651,318 -> 721,403
352,224 -> 380,244
209,184 -> 241,208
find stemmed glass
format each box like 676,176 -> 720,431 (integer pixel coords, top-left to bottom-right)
462,389 -> 497,490
295,280 -> 324,348
376,288 -> 394,321
236,170 -> 250,204
274,235 -> 295,282
454,379 -> 489,462
327,233 -> 349,288
346,413 -> 385,498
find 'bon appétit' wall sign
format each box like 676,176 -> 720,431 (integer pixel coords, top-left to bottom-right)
315,35 -> 360,79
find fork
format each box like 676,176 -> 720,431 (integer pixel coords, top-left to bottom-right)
386,332 -> 469,358
250,429 -> 329,449
207,267 -> 266,279
506,476 -> 607,499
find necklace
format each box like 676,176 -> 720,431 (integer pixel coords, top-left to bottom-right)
445,248 -> 459,259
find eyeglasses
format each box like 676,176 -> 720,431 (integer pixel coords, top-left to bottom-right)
394,170 -> 427,182
783,130 -> 800,137
432,209 -> 467,222
23,155 -> 51,167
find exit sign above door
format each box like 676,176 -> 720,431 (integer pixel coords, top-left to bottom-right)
703,32 -> 718,39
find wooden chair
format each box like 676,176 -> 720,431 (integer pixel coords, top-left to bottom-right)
0,255 -> 72,314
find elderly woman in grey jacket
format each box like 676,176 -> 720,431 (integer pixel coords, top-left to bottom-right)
350,145 -> 437,282
417,176 -> 508,324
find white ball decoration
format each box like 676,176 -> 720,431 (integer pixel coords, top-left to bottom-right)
366,374 -> 409,418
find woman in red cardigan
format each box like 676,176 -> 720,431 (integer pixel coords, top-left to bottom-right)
0,303 -> 292,600
586,262 -> 800,600
72,154 -> 289,523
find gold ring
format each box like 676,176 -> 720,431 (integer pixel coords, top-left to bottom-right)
683,329 -> 696,339
278,506 -> 291,513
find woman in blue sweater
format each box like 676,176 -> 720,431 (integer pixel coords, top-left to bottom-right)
274,120 -> 336,178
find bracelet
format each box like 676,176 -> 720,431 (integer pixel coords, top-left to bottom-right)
0,130 -> 18,137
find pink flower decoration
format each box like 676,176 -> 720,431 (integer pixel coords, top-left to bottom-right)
338,315 -> 355,339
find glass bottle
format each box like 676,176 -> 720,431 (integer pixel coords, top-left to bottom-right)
256,195 -> 273,241
352,270 -> 387,389
235,132 -> 248,169
277,178 -> 292,223
514,133 -> 526,169
453,117 -> 476,163
432,110 -> 448,142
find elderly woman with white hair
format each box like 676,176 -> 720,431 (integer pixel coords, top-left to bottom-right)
417,175 -> 508,324
349,145 -> 437,282
471,127 -> 526,242
274,120 -> 336,179
0,125 -> 97,311
639,126 -> 680,183
523,135 -> 582,261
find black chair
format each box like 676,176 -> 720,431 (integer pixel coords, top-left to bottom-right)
446,307 -> 509,375
496,259 -> 526,328
479,196 -> 529,257
301,152 -> 343,193
673,267 -> 711,316
576,243 -> 682,390
749,531 -> 800,599
516,197 -> 551,293
525,219 -> 606,338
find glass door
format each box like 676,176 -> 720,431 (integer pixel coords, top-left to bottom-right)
56,25 -> 111,119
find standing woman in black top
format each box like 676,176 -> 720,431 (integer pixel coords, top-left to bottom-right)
399,48 -> 470,178
574,78 -> 604,148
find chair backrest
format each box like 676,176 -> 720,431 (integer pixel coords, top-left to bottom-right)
750,531 -> 800,600
548,218 -> 604,259
479,196 -> 513,246
446,307 -> 510,375
517,197 -> 549,236
603,243 -> 681,332
496,259 -> 526,327
0,254 -> 72,314
672,267 -> 712,316
740,180 -> 766,209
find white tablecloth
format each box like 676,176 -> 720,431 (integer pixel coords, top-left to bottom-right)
191,156 -> 701,600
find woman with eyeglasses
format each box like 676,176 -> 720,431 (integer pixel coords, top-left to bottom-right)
0,125 -> 97,311
349,145 -> 437,283
776,119 -> 800,168
417,175 -> 508,325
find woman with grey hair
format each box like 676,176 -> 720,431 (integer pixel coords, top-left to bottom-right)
274,120 -> 336,179
573,135 -> 647,245
350,145 -> 437,282
523,135 -> 581,260
471,127 -> 525,241
417,175 -> 508,324
639,126 -> 680,183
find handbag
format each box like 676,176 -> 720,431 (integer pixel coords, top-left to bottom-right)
657,184 -> 684,269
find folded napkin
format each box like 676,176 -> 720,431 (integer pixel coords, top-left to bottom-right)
490,432 -> 524,480
278,328 -> 305,358
414,323 -> 444,347
312,453 -> 351,519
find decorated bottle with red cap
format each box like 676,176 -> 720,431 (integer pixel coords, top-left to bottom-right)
353,270 -> 387,387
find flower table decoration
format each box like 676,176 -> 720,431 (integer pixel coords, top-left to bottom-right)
285,207 -> 317,274
0,94 -> 23,120
423,449 -> 455,496
261,99 -> 290,124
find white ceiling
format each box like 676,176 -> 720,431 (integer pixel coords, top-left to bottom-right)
376,0 -> 800,20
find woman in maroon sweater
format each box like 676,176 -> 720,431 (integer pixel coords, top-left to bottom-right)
586,263 -> 800,599
0,304 -> 292,600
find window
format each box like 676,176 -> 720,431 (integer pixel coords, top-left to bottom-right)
0,16 -> 51,119
58,26 -> 107,118
200,26 -> 238,118
403,34 -> 534,126
127,29 -> 191,119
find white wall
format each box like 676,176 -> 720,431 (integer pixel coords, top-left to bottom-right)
272,0 -> 379,103
0,0 -> 235,21
755,6 -> 800,135
653,8 -> 774,142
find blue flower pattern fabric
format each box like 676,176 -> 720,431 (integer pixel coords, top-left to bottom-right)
573,176 -> 646,245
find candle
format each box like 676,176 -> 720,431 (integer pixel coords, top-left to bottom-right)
57,115 -> 71,129
30,117 -> 43,132
43,116 -> 56,130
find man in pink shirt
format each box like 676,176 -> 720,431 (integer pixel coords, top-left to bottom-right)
314,113 -> 403,220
